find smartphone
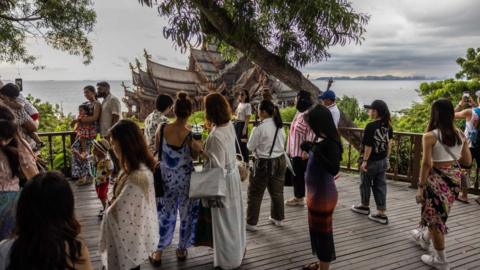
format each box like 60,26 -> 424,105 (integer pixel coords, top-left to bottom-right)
15,78 -> 23,91
463,91 -> 470,102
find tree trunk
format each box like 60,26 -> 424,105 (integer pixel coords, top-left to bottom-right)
193,0 -> 362,150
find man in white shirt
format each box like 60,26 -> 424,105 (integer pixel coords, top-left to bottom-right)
96,81 -> 121,138
319,90 -> 340,128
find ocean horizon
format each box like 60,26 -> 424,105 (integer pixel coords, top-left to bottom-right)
1,79 -> 429,116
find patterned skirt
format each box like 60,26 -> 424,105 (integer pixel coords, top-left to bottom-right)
305,155 -> 338,262
420,167 -> 461,234
71,138 -> 93,179
0,191 -> 19,241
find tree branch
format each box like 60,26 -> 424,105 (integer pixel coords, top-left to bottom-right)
0,13 -> 42,22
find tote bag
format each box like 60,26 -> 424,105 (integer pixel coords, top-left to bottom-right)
189,152 -> 227,199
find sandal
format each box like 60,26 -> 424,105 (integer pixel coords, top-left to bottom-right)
302,262 -> 319,270
148,251 -> 162,267
176,249 -> 188,261
457,197 -> 470,204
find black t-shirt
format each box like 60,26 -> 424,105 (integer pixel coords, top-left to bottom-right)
362,120 -> 393,161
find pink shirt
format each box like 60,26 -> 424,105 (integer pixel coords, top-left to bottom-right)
287,112 -> 315,157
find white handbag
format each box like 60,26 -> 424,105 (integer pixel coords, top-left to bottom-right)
189,152 -> 227,199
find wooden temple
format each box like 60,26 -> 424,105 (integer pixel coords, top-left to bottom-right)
122,47 -> 297,120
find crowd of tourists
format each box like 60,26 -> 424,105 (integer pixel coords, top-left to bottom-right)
0,80 -> 479,270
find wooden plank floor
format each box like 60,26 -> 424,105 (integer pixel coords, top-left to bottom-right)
72,174 -> 480,270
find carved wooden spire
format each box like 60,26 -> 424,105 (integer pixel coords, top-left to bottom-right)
143,49 -> 152,60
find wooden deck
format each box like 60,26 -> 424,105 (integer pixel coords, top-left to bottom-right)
73,174 -> 480,270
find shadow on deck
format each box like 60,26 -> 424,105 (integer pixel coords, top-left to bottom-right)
72,174 -> 480,270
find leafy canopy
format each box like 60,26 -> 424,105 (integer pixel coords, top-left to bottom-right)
0,0 -> 96,65
456,47 -> 480,80
139,0 -> 369,67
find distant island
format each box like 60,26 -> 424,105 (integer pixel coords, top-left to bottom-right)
314,75 -> 440,81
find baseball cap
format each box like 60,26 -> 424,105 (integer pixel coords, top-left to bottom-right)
318,90 -> 336,100
475,90 -> 480,97
364,100 -> 389,115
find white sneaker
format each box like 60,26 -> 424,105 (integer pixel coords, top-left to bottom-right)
268,217 -> 283,227
410,229 -> 430,250
421,254 -> 450,270
246,224 -> 257,232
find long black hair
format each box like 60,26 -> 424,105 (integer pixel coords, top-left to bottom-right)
427,99 -> 462,147
0,105 -> 20,178
296,90 -> 313,112
304,104 -> 343,175
8,171 -> 84,270
259,100 -> 283,129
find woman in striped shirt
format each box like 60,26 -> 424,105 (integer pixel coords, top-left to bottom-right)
286,90 -> 314,206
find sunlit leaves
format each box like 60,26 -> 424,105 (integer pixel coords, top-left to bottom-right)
456,47 -> 480,80
0,0 -> 96,65
140,0 -> 369,68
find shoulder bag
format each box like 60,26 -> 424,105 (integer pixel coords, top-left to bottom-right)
189,151 -> 227,199
433,131 -> 470,190
153,124 -> 166,197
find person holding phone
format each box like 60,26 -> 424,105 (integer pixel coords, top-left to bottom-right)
454,90 -> 480,204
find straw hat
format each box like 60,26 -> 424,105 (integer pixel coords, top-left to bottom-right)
93,138 -> 110,155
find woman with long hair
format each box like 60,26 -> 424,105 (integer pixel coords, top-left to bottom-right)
410,99 -> 471,269
351,100 -> 393,225
301,104 -> 342,270
100,119 -> 159,270
148,92 -> 202,266
286,90 -> 314,206
234,88 -> 252,162
203,93 -> 246,269
0,171 -> 93,270
70,85 -> 101,186
0,105 -> 38,241
246,100 -> 287,230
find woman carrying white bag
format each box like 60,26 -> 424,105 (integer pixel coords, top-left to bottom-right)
197,93 -> 246,270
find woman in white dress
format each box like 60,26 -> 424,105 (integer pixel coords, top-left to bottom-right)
204,93 -> 247,270
100,119 -> 159,270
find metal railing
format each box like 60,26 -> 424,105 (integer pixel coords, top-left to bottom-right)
38,125 -> 480,194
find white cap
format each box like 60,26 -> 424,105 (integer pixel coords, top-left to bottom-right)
476,90 -> 480,97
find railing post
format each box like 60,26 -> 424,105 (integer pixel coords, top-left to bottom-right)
410,135 -> 422,188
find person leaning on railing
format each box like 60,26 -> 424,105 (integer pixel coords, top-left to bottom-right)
411,98 -> 472,269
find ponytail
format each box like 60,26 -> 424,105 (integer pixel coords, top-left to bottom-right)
259,100 -> 283,129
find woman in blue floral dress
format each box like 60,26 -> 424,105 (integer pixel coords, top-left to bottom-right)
149,92 -> 203,266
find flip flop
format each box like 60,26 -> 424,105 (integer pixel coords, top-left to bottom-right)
302,262 -> 320,270
456,197 -> 470,204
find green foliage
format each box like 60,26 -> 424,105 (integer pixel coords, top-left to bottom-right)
279,106 -> 297,123
396,79 -> 480,133
140,0 -> 369,67
456,48 -> 480,80
0,0 -> 96,65
337,95 -> 368,126
27,94 -> 74,171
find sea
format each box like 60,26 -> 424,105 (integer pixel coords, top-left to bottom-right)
7,80 -> 428,116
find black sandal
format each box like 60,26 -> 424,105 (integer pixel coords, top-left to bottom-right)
302,262 -> 319,270
176,249 -> 188,261
148,251 -> 162,267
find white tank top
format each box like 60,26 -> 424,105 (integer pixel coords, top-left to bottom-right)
431,129 -> 463,162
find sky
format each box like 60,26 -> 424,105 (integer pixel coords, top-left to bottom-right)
0,0 -> 479,81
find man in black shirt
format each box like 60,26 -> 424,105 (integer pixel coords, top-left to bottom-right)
351,100 -> 393,225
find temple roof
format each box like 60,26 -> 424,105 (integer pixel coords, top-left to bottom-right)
146,59 -> 200,84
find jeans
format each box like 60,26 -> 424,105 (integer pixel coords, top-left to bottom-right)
247,156 -> 286,225
360,158 -> 388,211
292,156 -> 308,198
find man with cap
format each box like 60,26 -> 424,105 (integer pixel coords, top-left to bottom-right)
319,90 -> 340,128
454,90 -> 480,204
